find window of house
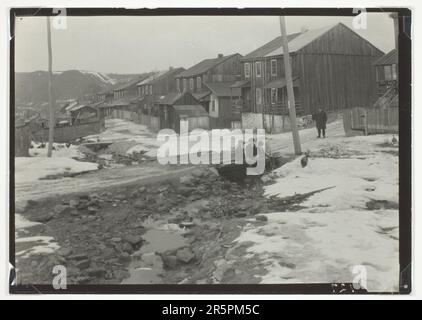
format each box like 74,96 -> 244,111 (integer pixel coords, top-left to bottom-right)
256,88 -> 262,105
176,79 -> 180,92
271,59 -> 277,77
384,65 -> 393,81
255,61 -> 262,77
270,88 -> 277,104
377,66 -> 385,81
149,85 -> 153,95
197,76 -> 202,90
190,78 -> 194,91
392,64 -> 397,80
211,100 -> 216,112
244,63 -> 250,78
183,79 -> 187,91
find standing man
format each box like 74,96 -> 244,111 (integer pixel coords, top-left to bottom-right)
313,108 -> 328,138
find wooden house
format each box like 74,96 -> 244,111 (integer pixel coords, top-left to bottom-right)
102,76 -> 147,119
175,53 -> 242,94
95,90 -> 113,103
233,23 -> 384,132
203,82 -> 241,129
156,91 -> 209,133
136,67 -> 185,125
175,53 -> 243,129
372,49 -> 398,109
373,49 -> 398,97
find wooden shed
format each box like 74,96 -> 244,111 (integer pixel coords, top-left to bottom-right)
156,91 -> 209,133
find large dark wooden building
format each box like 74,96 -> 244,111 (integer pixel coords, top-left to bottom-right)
233,23 -> 384,122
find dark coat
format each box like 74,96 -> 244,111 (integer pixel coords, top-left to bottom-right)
313,111 -> 327,129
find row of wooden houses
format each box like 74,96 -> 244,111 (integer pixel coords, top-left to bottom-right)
87,23 -> 397,134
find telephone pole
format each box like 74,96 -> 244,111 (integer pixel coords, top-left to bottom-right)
46,16 -> 55,157
279,16 -> 302,155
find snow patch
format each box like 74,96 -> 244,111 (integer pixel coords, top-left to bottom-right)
15,157 -> 98,184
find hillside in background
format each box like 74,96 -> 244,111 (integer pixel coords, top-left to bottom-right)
15,70 -> 143,104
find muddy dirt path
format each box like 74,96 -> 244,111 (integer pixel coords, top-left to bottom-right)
14,163 -> 198,210
14,163 -> 317,286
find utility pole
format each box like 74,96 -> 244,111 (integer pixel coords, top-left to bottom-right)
390,12 -> 399,51
390,12 -> 399,83
279,16 -> 302,155
46,16 -> 54,157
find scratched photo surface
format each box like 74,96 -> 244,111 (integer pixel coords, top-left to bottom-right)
12,11 -> 402,293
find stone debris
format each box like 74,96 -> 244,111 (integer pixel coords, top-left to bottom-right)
176,248 -> 195,263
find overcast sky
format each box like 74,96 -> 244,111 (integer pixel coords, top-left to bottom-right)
14,14 -> 395,74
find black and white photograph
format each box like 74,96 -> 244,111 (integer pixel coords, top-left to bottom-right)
7,5 -> 412,296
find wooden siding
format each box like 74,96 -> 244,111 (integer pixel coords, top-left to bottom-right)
297,53 -> 380,114
209,96 -> 236,129
343,107 -> 398,134
33,120 -> 104,143
177,54 -> 242,93
240,23 -> 383,116
299,23 -> 383,56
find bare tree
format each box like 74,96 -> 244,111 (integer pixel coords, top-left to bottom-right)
46,16 -> 54,157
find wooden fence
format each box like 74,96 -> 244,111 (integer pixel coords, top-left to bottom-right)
343,107 -> 398,135
33,120 -> 104,143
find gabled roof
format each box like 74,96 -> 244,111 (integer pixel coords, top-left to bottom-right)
243,23 -> 383,60
204,82 -> 241,97
177,54 -> 241,78
230,80 -> 250,88
70,104 -> 97,113
242,33 -> 301,60
262,24 -> 337,57
137,71 -> 166,86
137,67 -> 186,86
114,76 -> 147,91
373,49 -> 397,66
193,91 -> 211,101
156,92 -> 183,105
150,67 -> 185,85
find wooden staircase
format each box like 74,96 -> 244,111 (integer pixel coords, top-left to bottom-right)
373,86 -> 398,109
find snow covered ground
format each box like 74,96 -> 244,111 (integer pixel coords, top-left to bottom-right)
15,157 -> 98,185
85,119 -> 161,157
29,142 -> 84,159
234,123 -> 399,292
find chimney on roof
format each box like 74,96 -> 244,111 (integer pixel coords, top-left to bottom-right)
301,26 -> 309,33
218,53 -> 224,58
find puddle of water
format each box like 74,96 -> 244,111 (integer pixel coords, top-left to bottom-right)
139,229 -> 187,254
122,228 -> 187,284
